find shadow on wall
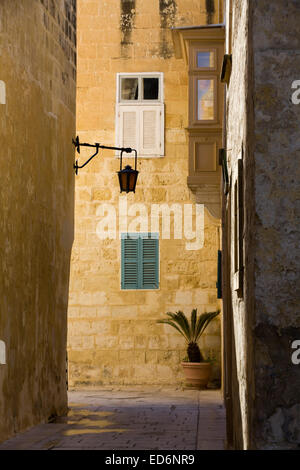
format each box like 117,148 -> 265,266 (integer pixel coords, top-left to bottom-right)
226,285 -> 244,450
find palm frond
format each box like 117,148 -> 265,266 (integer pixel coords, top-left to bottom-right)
190,308 -> 197,342
165,312 -> 189,337
157,309 -> 220,353
158,310 -> 191,341
194,310 -> 220,341
157,318 -> 189,342
175,310 -> 191,339
159,311 -> 191,340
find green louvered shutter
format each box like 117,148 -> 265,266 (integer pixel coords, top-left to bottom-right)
140,235 -> 159,289
121,235 -> 139,289
121,233 -> 159,290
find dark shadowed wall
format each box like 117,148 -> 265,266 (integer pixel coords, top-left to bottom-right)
0,0 -> 76,442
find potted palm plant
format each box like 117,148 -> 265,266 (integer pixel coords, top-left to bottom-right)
157,309 -> 220,389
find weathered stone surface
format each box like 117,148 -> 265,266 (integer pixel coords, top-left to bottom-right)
0,0 -> 76,443
68,0 -> 222,388
225,0 -> 300,450
0,388 -> 226,450
251,0 -> 300,450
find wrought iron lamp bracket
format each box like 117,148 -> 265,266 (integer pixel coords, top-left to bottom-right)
72,136 -> 135,175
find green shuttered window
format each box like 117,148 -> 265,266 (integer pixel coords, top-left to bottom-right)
121,233 -> 159,290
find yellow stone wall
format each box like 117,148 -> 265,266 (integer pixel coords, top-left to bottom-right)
68,0 -> 223,387
0,1 -> 76,442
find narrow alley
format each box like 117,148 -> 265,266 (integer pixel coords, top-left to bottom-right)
1,0 -> 300,452
0,388 -> 225,450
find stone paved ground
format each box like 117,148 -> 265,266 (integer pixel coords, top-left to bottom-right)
0,388 -> 226,450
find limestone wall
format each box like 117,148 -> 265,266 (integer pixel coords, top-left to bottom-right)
251,0 -> 300,449
0,0 -> 76,442
226,0 -> 300,449
68,0 -> 223,387
224,0 -> 253,449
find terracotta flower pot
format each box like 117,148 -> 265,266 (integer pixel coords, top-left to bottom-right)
181,362 -> 212,389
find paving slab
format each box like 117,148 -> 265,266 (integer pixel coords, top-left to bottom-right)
0,387 -> 226,450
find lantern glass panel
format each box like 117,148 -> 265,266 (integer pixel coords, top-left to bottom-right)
129,172 -> 136,191
120,172 -> 128,191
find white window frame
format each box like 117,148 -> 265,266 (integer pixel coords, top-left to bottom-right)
117,72 -> 164,104
115,72 -> 165,158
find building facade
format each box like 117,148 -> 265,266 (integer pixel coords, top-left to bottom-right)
0,0 -> 76,442
68,0 -> 224,387
0,0 -> 299,451
223,0 -> 300,450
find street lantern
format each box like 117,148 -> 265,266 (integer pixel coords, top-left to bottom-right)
118,150 -> 139,193
72,136 -> 139,193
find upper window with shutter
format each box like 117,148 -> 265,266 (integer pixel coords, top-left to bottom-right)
116,73 -> 164,158
121,233 -> 159,290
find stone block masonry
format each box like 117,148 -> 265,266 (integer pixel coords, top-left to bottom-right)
224,0 -> 300,450
68,0 -> 222,388
0,0 -> 76,442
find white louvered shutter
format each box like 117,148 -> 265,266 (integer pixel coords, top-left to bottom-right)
139,104 -> 164,156
116,105 -> 139,151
